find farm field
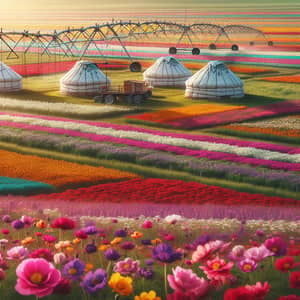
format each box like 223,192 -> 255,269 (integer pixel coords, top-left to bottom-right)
0,1 -> 300,299
0,57 -> 300,300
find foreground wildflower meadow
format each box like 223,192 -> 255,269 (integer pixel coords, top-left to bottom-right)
0,212 -> 299,300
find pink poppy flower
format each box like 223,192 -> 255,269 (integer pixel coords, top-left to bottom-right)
191,240 -> 230,263
15,258 -> 61,298
244,245 -> 273,262
167,266 -> 209,298
200,257 -> 234,287
7,246 -> 29,260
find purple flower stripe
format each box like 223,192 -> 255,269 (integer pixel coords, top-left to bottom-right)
0,111 -> 299,154
1,197 -> 300,220
1,120 -> 300,172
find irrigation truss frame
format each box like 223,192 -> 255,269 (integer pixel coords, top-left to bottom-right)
0,21 -> 271,66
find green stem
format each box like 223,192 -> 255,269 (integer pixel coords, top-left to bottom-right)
106,261 -> 112,274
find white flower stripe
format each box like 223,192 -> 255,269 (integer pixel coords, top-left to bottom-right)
1,114 -> 300,163
0,97 -> 130,116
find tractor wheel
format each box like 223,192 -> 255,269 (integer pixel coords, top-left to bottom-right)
104,94 -> 115,104
125,95 -> 134,105
94,95 -> 104,103
192,47 -> 200,55
169,47 -> 177,54
209,43 -> 217,50
130,61 -> 142,72
145,90 -> 152,98
231,44 -> 239,51
133,94 -> 143,105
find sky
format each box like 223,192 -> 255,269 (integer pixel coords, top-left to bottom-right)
0,0 -> 299,31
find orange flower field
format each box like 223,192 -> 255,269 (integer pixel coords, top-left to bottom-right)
127,104 -> 245,123
0,150 -> 138,188
262,74 -> 300,83
223,125 -> 300,138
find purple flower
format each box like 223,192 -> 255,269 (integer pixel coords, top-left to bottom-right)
192,234 -> 211,248
141,239 -> 152,246
85,243 -> 97,254
264,237 -> 287,256
63,259 -> 85,280
104,248 -> 120,261
80,269 -> 107,294
83,226 -> 98,235
152,243 -> 182,263
145,259 -> 154,266
139,267 -> 154,279
2,215 -> 11,223
11,220 -> 24,230
113,258 -> 140,276
114,229 -> 127,237
20,216 -> 34,226
120,241 -> 135,250
238,258 -> 258,272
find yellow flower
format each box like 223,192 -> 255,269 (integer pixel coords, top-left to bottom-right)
72,238 -> 81,244
111,237 -> 122,245
36,220 -> 47,229
135,291 -> 162,300
21,236 -> 35,245
65,246 -> 74,254
151,238 -> 162,245
85,263 -> 94,272
131,231 -> 143,239
109,272 -> 133,296
98,245 -> 110,252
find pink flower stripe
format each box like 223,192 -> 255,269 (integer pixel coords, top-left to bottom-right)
0,111 -> 299,154
165,100 -> 300,130
1,120 -> 300,172
10,61 -> 127,76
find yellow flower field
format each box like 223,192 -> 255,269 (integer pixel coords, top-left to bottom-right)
0,150 -> 138,188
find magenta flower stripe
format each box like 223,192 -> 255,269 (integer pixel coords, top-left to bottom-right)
1,120 -> 300,172
0,111 -> 299,154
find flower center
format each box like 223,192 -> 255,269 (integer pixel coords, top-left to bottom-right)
212,262 -> 220,270
272,247 -> 278,252
283,263 -> 291,269
30,272 -> 43,284
243,264 -> 252,271
123,263 -> 130,270
68,268 -> 78,275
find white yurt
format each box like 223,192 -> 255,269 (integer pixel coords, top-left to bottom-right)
143,56 -> 192,87
60,61 -> 111,96
185,61 -> 244,99
0,62 -> 22,92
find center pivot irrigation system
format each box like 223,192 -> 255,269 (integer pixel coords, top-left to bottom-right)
0,21 -> 272,72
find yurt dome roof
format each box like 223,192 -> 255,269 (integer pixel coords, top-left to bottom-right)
143,56 -> 192,79
0,62 -> 22,82
60,60 -> 110,86
186,60 -> 243,89
185,61 -> 244,99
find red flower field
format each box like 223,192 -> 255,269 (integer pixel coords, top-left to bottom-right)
29,178 -> 300,207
